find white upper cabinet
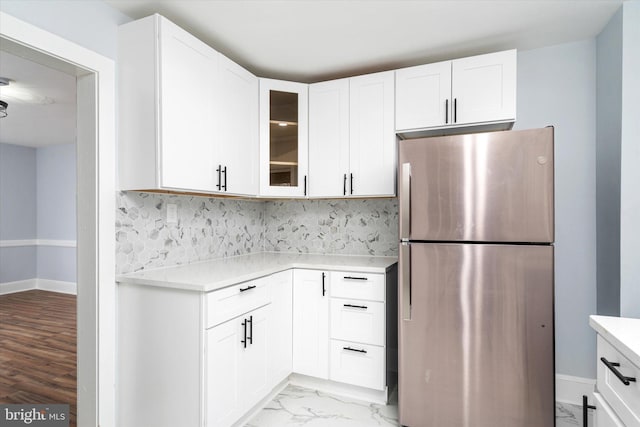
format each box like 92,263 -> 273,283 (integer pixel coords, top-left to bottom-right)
218,54 -> 259,195
349,71 -> 396,197
118,14 -> 258,196
395,61 -> 452,130
452,50 -> 517,125
396,49 -> 516,134
308,71 -> 395,198
259,79 -> 309,197
308,79 -> 350,198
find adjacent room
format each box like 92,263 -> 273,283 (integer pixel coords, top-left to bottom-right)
0,49 -> 78,426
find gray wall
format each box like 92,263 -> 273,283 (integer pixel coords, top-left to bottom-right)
620,1 -> 640,318
0,142 -> 76,284
36,143 -> 77,283
515,40 -> 598,379
37,144 -> 76,240
0,0 -> 131,60
0,143 -> 37,283
596,7 -> 623,316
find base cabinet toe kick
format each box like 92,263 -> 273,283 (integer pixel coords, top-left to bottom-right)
117,262 -> 397,427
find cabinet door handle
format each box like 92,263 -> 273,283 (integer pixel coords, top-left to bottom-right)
239,285 -> 256,292
216,165 -> 222,190
343,346 -> 367,354
601,357 -> 637,385
454,98 -> 457,123
322,272 -> 326,296
445,99 -> 449,124
582,395 -> 595,427
222,166 -> 227,191
343,303 -> 367,310
241,318 -> 247,348
343,173 -> 347,196
343,276 -> 368,281
350,173 -> 354,195
304,175 -> 307,196
247,315 -> 253,345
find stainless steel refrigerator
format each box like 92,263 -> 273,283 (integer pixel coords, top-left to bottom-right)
398,127 -> 555,427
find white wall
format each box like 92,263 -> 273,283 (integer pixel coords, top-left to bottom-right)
620,1 -> 640,318
514,40 -> 598,379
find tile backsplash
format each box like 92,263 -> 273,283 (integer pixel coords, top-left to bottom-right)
264,199 -> 398,257
116,192 -> 264,274
116,192 -> 398,274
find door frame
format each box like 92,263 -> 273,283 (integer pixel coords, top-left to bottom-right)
0,12 -> 116,427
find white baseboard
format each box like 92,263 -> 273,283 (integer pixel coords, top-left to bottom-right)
0,279 -> 76,295
556,374 -> 595,405
0,279 -> 37,295
37,279 -> 77,295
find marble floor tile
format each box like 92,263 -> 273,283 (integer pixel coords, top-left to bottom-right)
246,385 -> 592,427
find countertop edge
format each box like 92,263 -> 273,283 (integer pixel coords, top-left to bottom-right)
117,255 -> 398,293
589,315 -> 640,368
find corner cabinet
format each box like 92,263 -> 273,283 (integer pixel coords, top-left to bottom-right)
395,49 -> 516,136
308,71 -> 395,198
259,79 -> 309,197
118,14 -> 258,196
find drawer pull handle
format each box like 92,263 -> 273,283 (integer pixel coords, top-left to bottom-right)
601,357 -> 637,385
343,276 -> 368,281
343,346 -> 367,354
239,285 -> 256,293
582,395 -> 595,427
322,272 -> 326,297
241,319 -> 247,348
343,303 -> 368,310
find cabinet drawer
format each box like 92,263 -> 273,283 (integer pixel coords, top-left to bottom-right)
329,339 -> 384,391
330,298 -> 384,346
206,278 -> 268,328
598,335 -> 640,427
330,272 -> 384,301
594,392 -> 625,427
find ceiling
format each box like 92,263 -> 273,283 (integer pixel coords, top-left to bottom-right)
0,50 -> 76,147
106,0 -> 623,83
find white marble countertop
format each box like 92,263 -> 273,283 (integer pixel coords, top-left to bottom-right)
590,315 -> 640,368
117,252 -> 398,292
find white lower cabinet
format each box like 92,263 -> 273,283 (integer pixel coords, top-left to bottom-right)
330,298 -> 385,346
206,304 -> 271,427
118,263 -> 397,427
590,316 -> 640,427
595,392 -> 626,427
330,339 -> 385,390
268,270 -> 293,387
292,269 -> 329,379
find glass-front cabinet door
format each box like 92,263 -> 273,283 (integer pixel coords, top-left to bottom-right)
259,79 -> 308,197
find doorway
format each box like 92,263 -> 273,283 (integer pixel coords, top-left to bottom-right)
0,11 -> 116,427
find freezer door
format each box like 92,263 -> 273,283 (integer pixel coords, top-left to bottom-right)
398,243 -> 554,427
398,127 -> 554,243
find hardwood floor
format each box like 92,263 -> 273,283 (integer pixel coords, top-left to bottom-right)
0,290 -> 76,427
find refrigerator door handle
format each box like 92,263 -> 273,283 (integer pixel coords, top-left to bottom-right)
400,163 -> 411,240
400,242 -> 411,320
